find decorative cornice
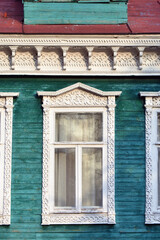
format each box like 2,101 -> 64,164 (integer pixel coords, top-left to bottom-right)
0,35 -> 160,46
0,34 -> 159,76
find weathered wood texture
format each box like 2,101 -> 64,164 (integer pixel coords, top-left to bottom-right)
0,0 -> 23,33
23,24 -> 130,33
23,2 -> 128,25
128,0 -> 160,33
0,77 -> 159,239
0,0 -> 159,33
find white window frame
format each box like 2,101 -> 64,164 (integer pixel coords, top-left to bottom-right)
38,82 -> 121,225
140,91 -> 160,224
0,93 -> 19,225
50,108 -> 107,214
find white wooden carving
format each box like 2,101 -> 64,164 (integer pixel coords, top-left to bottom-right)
0,93 -> 19,225
0,35 -> 159,75
38,83 -> 121,225
140,92 -> 160,224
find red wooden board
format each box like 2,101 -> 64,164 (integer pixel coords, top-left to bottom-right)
0,0 -> 23,33
0,0 -> 159,34
23,24 -> 130,34
128,0 -> 160,33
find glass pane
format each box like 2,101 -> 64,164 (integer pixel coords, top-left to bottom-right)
55,113 -> 102,142
54,148 -> 75,207
0,112 -> 1,142
158,113 -> 160,141
158,148 -> 160,206
82,148 -> 102,207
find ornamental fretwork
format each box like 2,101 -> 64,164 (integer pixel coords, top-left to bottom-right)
38,83 -> 121,225
0,93 -> 19,225
140,92 -> 160,224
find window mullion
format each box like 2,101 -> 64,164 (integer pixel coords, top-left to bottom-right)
103,145 -> 107,212
76,145 -> 82,213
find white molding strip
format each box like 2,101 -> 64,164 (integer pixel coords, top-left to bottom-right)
0,34 -> 159,76
0,93 -> 19,225
37,82 -> 122,97
140,92 -> 160,224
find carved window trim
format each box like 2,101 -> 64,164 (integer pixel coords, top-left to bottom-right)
38,82 -> 121,225
140,92 -> 160,224
0,93 -> 19,225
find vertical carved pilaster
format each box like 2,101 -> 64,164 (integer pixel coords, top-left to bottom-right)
35,46 -> 43,70
9,46 -> 18,70
144,97 -> 153,224
111,47 -> 119,70
107,96 -> 116,224
41,97 -> 50,225
86,47 -> 94,70
3,97 -> 13,225
137,47 -> 145,70
61,47 -> 69,70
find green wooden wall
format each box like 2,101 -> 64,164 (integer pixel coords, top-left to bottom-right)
0,76 -> 160,239
23,1 -> 128,25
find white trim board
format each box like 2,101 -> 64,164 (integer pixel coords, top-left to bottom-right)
0,94 -> 19,225
140,92 -> 160,224
38,83 -> 121,225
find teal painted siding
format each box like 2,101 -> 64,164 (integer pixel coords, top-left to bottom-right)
0,76 -> 160,239
23,2 -> 128,25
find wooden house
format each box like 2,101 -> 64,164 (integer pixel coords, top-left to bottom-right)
0,0 -> 160,239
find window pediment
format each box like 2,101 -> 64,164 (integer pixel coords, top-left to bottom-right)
37,82 -> 121,107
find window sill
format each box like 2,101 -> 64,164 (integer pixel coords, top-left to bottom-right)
42,213 -> 115,225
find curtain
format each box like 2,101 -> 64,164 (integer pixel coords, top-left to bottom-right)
158,113 -> 160,141
158,148 -> 160,206
55,148 -> 75,207
82,148 -> 102,207
55,113 -> 102,142
54,112 -> 103,208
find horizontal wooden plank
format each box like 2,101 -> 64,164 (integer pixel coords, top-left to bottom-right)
24,2 -> 128,24
23,24 -> 130,33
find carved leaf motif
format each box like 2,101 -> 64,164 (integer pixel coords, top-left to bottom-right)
46,89 -> 108,107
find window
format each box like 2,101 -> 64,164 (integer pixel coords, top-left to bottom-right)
140,92 -> 160,224
38,83 -> 121,224
0,93 -> 19,225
